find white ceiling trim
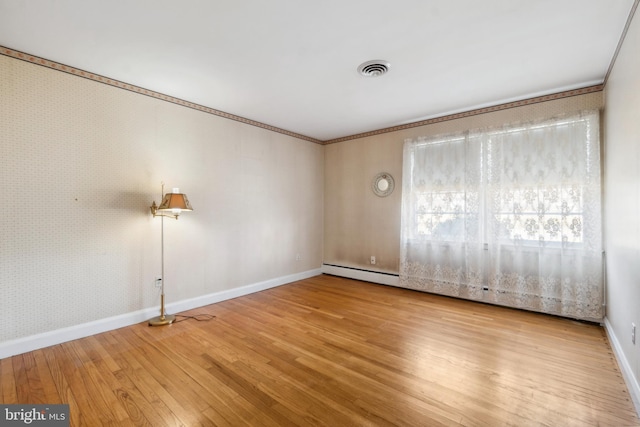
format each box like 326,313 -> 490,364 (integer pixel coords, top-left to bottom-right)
604,0 -> 640,85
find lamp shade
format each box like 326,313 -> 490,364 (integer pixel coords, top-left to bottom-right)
158,191 -> 193,212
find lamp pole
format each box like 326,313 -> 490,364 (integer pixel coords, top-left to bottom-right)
149,183 -> 176,326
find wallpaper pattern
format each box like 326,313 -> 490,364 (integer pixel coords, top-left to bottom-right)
0,54 -> 324,343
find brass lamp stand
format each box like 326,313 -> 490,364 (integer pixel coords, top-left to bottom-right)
149,183 -> 192,326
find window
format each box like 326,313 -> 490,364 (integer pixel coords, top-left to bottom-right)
400,111 -> 603,321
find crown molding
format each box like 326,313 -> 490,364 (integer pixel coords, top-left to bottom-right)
0,45 -> 322,144
2,45 -> 603,146
322,84 -> 604,144
604,0 -> 639,85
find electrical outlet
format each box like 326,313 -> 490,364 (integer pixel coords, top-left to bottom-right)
632,323 -> 636,345
154,277 -> 162,288
295,253 -> 301,261
370,256 -> 376,265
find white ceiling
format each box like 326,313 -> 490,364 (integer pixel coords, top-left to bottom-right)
0,1 -> 635,141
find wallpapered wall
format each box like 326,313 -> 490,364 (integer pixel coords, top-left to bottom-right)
0,54 -> 324,343
324,91 -> 604,275
604,3 -> 640,406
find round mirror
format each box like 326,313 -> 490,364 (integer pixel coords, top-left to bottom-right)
372,172 -> 395,197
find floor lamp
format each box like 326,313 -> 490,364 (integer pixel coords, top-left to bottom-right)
149,183 -> 193,326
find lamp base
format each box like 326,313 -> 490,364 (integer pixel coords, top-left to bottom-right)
148,314 -> 176,326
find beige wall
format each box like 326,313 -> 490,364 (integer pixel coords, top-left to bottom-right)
0,54 -> 324,343
604,6 -> 640,399
324,92 -> 603,274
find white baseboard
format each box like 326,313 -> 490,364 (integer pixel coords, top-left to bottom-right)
604,317 -> 640,417
321,264 -> 399,287
0,268 -> 322,360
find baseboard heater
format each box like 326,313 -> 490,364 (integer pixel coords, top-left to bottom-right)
321,264 -> 400,287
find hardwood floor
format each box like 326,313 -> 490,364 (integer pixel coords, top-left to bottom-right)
1,274 -> 638,426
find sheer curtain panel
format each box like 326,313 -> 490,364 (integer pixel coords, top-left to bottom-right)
400,133 -> 485,301
399,111 -> 603,321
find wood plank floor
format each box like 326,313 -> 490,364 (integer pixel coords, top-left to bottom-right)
1,274 -> 638,426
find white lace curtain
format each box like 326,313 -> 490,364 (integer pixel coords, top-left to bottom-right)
399,111 -> 603,321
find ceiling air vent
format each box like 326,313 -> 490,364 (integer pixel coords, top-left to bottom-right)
357,60 -> 391,77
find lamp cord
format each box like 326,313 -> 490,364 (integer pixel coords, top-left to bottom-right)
172,314 -> 216,323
